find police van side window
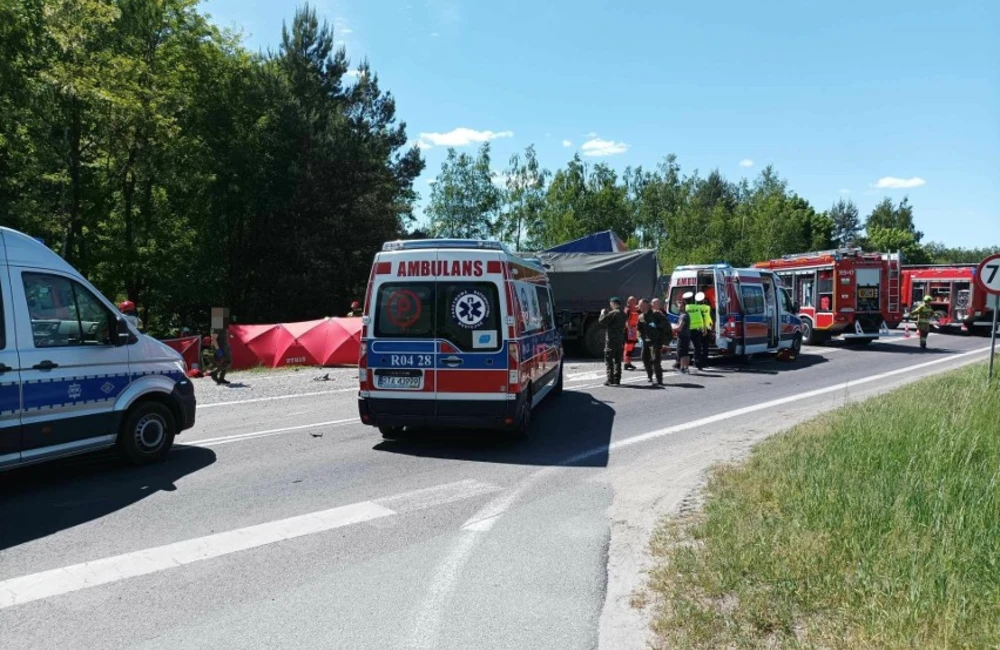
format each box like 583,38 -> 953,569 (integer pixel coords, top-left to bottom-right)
23,273 -> 113,348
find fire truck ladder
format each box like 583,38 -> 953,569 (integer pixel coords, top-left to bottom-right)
885,251 -> 901,314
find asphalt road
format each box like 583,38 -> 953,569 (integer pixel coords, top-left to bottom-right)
0,333 -> 992,650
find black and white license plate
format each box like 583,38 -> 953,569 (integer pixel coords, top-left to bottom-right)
374,369 -> 423,390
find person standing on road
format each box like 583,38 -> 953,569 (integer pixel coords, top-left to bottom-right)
623,296 -> 639,371
119,300 -> 143,332
210,323 -> 232,384
598,296 -> 627,386
685,292 -> 707,370
675,293 -> 693,374
694,291 -> 713,368
910,294 -> 934,350
346,301 -> 363,317
638,298 -> 670,385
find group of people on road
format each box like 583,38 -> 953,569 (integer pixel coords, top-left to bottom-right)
598,292 -> 714,387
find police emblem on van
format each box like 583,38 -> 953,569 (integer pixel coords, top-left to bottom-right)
68,383 -> 82,400
451,290 -> 490,329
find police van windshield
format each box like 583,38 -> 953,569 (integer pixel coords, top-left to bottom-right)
373,281 -> 502,352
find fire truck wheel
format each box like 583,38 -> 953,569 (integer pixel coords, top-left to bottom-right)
800,318 -> 816,345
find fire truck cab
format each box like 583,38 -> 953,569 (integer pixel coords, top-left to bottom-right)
901,264 -> 998,334
665,264 -> 803,360
754,249 -> 903,345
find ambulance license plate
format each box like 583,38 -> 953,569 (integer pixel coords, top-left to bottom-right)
374,369 -> 423,390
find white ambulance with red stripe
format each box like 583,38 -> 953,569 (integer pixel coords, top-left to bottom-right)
357,239 -> 564,438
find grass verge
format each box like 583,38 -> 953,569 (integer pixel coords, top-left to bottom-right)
646,362 -> 1000,649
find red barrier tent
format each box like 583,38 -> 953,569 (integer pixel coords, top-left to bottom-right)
227,317 -> 361,370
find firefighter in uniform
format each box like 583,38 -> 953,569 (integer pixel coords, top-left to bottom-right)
598,296 -> 627,386
911,294 -> 934,349
623,296 -> 639,370
638,299 -> 671,385
346,301 -> 363,317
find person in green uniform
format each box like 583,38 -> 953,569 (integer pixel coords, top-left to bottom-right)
598,296 -> 627,386
638,298 -> 671,385
346,301 -> 363,317
910,294 -> 934,349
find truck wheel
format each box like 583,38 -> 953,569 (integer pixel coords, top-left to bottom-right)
583,320 -> 605,359
118,401 -> 176,465
801,318 -> 816,345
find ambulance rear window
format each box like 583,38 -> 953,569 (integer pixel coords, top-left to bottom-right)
437,282 -> 501,352
373,283 -> 435,338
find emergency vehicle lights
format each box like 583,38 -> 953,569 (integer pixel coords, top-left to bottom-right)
382,239 -> 509,252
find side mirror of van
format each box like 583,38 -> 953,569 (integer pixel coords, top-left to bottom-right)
114,316 -> 131,346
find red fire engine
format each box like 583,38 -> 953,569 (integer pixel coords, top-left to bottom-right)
754,248 -> 903,345
901,264 -> 997,334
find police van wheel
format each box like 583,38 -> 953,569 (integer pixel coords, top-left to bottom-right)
801,318 -> 815,345
118,402 -> 176,465
379,425 -> 406,439
791,333 -> 802,356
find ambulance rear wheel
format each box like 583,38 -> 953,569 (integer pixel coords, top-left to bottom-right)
513,389 -> 532,440
551,361 -> 564,396
379,425 -> 406,439
118,401 -> 176,465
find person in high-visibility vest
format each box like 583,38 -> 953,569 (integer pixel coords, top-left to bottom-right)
623,296 -> 639,371
910,295 -> 934,350
686,291 -> 713,370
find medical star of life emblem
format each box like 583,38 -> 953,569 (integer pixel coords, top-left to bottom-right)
101,381 -> 115,395
68,383 -> 82,400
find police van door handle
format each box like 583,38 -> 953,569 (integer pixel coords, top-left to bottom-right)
33,360 -> 59,370
441,355 -> 463,367
0,363 -> 12,373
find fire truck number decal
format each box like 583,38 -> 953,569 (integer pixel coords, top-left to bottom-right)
451,290 -> 490,329
389,354 -> 432,367
386,289 -> 423,328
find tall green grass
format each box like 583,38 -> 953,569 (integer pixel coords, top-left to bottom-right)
648,363 -> 1000,649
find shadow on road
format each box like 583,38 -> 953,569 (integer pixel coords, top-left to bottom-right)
0,447 -> 216,551
373,390 -> 615,468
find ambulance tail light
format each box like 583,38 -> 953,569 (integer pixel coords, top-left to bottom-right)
724,316 -> 742,338
508,344 -> 520,391
358,341 -> 369,390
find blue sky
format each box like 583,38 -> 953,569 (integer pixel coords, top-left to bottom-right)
202,0 -> 999,249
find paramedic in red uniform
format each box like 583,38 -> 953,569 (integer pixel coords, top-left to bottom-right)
623,296 -> 639,371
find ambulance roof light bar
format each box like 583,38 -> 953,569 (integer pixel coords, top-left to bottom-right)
383,239 -> 510,253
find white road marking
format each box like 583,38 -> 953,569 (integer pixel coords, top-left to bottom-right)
0,480 -> 499,610
181,419 -> 359,448
197,389 -> 354,409
406,344 -> 992,647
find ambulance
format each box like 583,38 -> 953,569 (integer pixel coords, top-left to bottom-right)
665,263 -> 803,360
357,239 -> 564,438
0,227 -> 196,471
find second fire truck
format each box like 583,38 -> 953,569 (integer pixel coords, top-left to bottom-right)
754,248 -> 903,345
901,264 -> 998,334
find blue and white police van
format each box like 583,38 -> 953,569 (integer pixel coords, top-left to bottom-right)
0,227 -> 196,471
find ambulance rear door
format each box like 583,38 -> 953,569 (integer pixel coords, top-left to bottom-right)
367,250 -> 439,420
433,251 -> 508,419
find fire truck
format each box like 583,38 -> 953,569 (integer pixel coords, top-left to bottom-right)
901,264 -> 998,334
754,248 -> 903,345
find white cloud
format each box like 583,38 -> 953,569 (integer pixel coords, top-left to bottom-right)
580,137 -> 628,157
417,127 -> 513,149
839,188 -> 851,194
562,139 -> 573,147
430,32 -> 440,37
586,131 -> 598,137
872,176 -> 926,189
739,158 -> 754,167
427,178 -> 436,184
344,69 -> 366,79
341,28 -> 353,34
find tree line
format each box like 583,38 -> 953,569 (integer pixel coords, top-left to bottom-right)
426,144 -> 996,270
1,0 -> 422,335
